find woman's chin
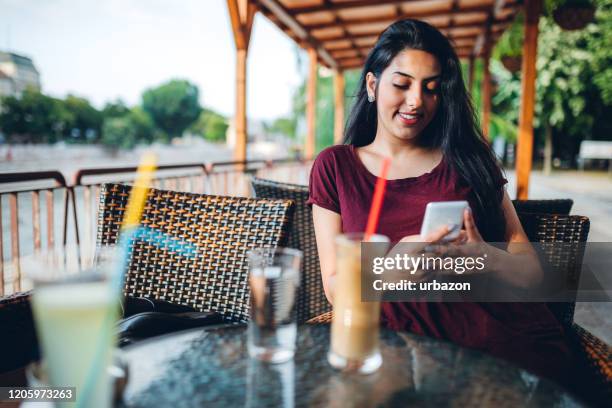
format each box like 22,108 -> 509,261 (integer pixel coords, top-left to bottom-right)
391,129 -> 421,142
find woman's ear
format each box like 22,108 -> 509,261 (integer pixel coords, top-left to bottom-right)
365,72 -> 377,100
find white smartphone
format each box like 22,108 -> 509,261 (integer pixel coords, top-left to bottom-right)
420,201 -> 469,242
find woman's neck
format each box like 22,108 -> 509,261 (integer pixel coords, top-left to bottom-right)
367,132 -> 431,159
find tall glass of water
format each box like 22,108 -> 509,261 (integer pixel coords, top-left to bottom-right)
247,247 -> 302,363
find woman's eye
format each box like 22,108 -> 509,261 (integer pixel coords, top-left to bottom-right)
393,84 -> 409,90
425,82 -> 439,93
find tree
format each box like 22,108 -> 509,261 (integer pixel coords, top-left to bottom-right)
100,107 -> 156,149
102,99 -> 129,119
62,95 -> 103,142
0,88 -> 70,143
142,79 -> 202,140
189,109 -> 228,142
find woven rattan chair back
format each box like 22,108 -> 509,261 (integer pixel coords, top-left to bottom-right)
512,199 -> 573,215
517,213 -> 590,326
251,177 -> 331,323
97,183 -> 294,323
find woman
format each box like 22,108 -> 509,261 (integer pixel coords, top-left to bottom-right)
307,19 -> 572,385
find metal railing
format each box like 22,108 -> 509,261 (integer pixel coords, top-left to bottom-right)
0,157 -> 312,296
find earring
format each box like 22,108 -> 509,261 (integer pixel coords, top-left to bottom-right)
368,94 -> 375,103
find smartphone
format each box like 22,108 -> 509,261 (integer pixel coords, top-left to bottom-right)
420,201 -> 469,242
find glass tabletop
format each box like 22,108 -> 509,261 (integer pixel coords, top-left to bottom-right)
119,324 -> 584,407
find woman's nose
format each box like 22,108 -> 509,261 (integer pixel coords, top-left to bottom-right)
406,87 -> 423,109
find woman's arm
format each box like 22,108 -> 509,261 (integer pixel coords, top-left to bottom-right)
312,204 -> 342,305
489,191 -> 543,287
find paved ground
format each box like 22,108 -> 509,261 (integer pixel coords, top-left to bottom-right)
505,168 -> 612,345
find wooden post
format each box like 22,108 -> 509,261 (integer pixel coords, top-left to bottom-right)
235,48 -> 247,162
227,0 -> 256,162
481,51 -> 492,141
333,69 -> 345,145
468,55 -> 475,94
305,47 -> 317,159
516,0 -> 542,199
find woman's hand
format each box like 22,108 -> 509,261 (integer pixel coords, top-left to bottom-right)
389,225 -> 455,283
432,208 -> 503,275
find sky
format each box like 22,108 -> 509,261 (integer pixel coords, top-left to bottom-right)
0,0 -> 305,120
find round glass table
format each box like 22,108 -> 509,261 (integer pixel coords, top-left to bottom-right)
119,324 -> 584,407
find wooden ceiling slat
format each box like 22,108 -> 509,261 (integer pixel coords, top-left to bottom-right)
399,0 -> 454,14
286,0 -> 446,14
303,3 -> 514,30
319,15 -> 511,41
327,34 -> 478,53
322,39 -> 353,49
296,11 -> 337,25
336,4 -> 398,20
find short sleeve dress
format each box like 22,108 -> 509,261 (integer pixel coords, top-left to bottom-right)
307,144 -> 573,386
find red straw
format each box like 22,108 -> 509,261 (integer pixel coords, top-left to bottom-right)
364,157 -> 391,241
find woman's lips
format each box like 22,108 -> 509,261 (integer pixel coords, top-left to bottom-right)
397,112 -> 422,126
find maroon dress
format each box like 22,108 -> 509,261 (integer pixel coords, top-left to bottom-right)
307,144 -> 573,385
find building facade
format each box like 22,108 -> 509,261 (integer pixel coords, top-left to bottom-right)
0,51 -> 41,97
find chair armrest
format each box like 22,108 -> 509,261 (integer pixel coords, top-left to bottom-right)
569,323 -> 611,404
571,323 -> 612,382
306,311 -> 333,324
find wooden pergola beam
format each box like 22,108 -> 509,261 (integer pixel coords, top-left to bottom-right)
468,55 -> 476,92
302,5 -> 516,31
315,17 -> 513,42
481,46 -> 492,140
228,0 -> 257,162
332,43 -> 476,60
334,69 -> 345,144
286,0 -> 439,15
258,0 -> 337,68
516,0 -> 542,199
305,48 -> 318,159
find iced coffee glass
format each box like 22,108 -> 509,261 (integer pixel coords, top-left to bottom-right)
328,233 -> 390,374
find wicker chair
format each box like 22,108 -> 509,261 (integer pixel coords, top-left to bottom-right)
97,183 -> 295,323
250,177 -> 331,323
517,213 -> 588,325
512,198 -> 573,215
0,184 -> 294,374
0,291 -> 38,373
516,213 -> 611,402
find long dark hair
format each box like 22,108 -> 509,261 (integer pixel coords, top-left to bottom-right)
344,19 -> 506,241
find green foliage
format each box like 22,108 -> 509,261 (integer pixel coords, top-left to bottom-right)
100,107 -> 156,149
589,0 -> 612,105
102,99 -> 129,119
490,1 -> 611,160
189,109 -> 228,142
62,94 -> 103,142
142,79 -> 202,140
493,12 -> 524,59
268,117 -> 296,139
0,88 -> 71,143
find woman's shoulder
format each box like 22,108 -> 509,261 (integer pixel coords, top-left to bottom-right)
315,144 -> 352,162
311,144 -> 353,172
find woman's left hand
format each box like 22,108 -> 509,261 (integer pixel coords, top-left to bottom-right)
432,208 -> 502,275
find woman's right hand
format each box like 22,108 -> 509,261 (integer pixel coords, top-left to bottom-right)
388,225 -> 453,282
